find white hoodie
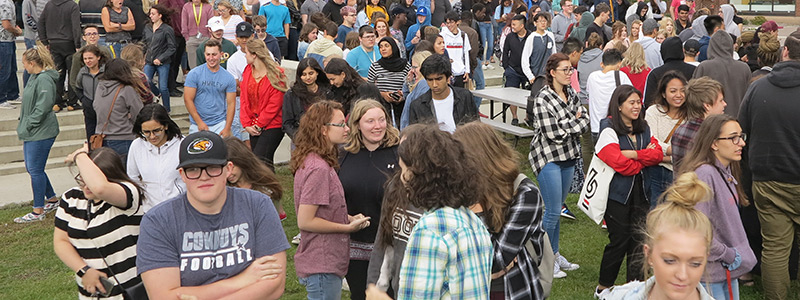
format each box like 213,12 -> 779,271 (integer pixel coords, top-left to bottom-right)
440,26 -> 471,76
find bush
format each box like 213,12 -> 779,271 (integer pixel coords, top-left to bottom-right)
751,16 -> 767,26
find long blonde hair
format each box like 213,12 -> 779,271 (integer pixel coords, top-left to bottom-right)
659,17 -> 677,37
453,122 -> 520,233
246,39 -> 288,92
622,42 -> 649,74
23,42 -> 55,70
409,50 -> 432,92
344,99 -> 400,153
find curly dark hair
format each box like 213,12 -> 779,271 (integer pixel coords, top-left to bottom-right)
149,4 -> 174,25
292,58 -> 330,108
398,124 -> 481,211
290,100 -> 344,173
420,54 -> 452,79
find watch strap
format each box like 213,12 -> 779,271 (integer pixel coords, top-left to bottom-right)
76,265 -> 90,277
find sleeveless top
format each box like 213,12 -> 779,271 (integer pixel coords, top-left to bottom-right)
106,6 -> 131,43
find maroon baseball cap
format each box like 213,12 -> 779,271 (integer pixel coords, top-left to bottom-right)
761,21 -> 782,32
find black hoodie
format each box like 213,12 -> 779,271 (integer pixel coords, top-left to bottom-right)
38,0 -> 81,48
739,61 -> 800,184
642,37 -> 695,107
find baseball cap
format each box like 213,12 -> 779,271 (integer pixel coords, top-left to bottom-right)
207,17 -> 225,32
416,6 -> 429,17
642,19 -> 659,35
761,20 -> 782,32
683,39 -> 700,54
177,131 -> 228,169
391,6 -> 405,17
236,21 -> 254,37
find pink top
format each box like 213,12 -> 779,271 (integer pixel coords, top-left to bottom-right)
293,153 -> 350,278
180,2 -> 214,39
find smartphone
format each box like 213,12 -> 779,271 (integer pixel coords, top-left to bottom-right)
95,277 -> 115,297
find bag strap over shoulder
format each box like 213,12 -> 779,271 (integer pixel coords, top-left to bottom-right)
98,86 -> 123,135
614,70 -> 621,87
513,173 -> 527,191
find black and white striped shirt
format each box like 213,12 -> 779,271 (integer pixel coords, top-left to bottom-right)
55,182 -> 143,299
367,62 -> 411,94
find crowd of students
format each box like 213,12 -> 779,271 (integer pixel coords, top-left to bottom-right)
5,0 -> 800,299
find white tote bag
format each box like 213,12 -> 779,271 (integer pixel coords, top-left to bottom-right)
577,154 -> 615,224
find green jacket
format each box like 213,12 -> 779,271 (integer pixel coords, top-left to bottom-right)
17,69 -> 60,142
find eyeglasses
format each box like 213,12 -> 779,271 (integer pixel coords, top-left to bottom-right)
183,165 -> 225,179
141,127 -> 164,136
326,122 -> 347,128
74,174 -> 85,187
556,67 -> 575,74
717,133 -> 746,145
84,32 -> 99,36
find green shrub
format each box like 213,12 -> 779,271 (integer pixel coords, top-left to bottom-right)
752,15 -> 767,26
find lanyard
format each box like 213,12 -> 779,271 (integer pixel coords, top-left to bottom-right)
193,3 -> 203,26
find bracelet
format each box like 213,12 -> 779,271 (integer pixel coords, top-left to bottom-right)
72,151 -> 89,163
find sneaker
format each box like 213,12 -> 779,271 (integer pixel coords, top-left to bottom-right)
482,64 -> 488,70
43,202 -> 59,214
594,286 -> 609,299
8,99 -> 21,104
342,278 -> 350,291
278,212 -> 287,221
601,219 -> 607,229
511,118 -> 519,126
553,263 -> 567,279
291,233 -> 301,245
488,64 -> 496,70
556,253 -> 580,271
14,212 -> 45,223
561,205 -> 577,220
0,102 -> 15,109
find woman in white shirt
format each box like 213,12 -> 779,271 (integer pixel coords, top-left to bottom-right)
644,70 -> 687,203
215,0 -> 245,44
126,103 -> 185,212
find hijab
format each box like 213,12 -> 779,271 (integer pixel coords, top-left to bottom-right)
376,37 -> 407,72
720,4 -> 740,37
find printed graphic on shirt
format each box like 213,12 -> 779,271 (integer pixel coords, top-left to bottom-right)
180,223 -> 254,272
391,209 -> 422,243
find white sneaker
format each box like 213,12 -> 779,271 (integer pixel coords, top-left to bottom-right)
556,253 -> 580,271
488,64 -> 496,70
0,102 -> 15,109
8,99 -> 21,104
291,233 -> 301,245
342,278 -> 350,291
482,64 -> 488,70
553,263 -> 567,279
594,286 -> 610,299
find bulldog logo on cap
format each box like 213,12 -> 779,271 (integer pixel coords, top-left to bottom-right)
188,138 -> 213,154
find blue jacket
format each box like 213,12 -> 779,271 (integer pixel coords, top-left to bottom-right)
404,16 -> 432,52
599,118 -> 656,206
698,35 -> 711,62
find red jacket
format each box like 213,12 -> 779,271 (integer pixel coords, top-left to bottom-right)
239,65 -> 285,130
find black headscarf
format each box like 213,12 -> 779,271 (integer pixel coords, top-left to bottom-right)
376,37 -> 407,72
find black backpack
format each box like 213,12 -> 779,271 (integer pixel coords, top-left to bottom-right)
525,75 -> 548,124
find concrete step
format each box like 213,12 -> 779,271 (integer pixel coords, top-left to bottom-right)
0,110 -> 85,131
0,139 -> 86,166
0,124 -> 87,147
0,157 -> 69,177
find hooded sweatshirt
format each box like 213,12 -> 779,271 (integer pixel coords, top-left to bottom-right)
693,31 -> 751,116
643,36 -> 695,107
577,47 -> 603,104
635,36 -> 663,69
440,26 -> 471,76
37,0 -> 82,48
404,11 -> 431,52
739,60 -> 800,184
720,4 -> 740,37
17,69 -> 60,142
568,11 -> 593,43
93,80 -> 144,140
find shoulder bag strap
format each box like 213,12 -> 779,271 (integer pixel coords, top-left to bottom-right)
663,117 -> 685,144
614,70 -> 621,87
98,86 -> 123,135
85,201 -> 126,290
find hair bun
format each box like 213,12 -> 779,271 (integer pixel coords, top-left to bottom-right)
664,172 -> 711,208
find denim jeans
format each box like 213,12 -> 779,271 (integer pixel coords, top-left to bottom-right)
537,162 -> 574,253
647,165 -> 672,206
106,42 -> 123,59
103,139 -> 134,163
144,63 -> 171,111
0,41 -> 19,102
478,22 -> 494,61
298,273 -> 342,300
23,38 -> 35,86
24,138 -> 57,208
702,279 -> 739,300
473,59 -> 485,109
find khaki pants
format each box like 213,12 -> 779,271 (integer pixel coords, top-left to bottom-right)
186,36 -> 209,70
753,180 -> 800,300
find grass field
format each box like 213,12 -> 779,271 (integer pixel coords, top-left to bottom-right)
0,137 -> 798,299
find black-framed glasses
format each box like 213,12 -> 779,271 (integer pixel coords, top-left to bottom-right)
74,174 -> 85,187
141,127 -> 164,136
183,165 -> 225,179
717,133 -> 746,144
326,122 -> 347,128
557,67 -> 575,74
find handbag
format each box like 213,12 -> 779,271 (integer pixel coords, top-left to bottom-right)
513,174 -> 554,298
577,154 -> 616,224
89,86 -> 123,150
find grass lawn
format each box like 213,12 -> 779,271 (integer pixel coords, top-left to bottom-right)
0,137 -> 798,299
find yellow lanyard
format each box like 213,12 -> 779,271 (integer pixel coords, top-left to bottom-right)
193,3 -> 203,26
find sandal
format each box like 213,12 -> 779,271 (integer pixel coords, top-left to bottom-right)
14,212 -> 45,223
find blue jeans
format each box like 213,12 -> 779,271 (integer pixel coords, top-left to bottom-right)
647,165 -> 672,207
22,38 -> 35,86
298,273 -> 342,300
24,138 -> 57,208
703,279 -> 739,300
537,162 -> 574,253
144,63 -> 171,111
473,59 -> 485,109
103,139 -> 134,163
0,42 -> 19,102
478,22 -> 494,61
106,42 -> 123,58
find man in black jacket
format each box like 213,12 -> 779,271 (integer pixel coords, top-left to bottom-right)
408,54 -> 478,133
39,0 -> 81,111
642,36 -> 695,107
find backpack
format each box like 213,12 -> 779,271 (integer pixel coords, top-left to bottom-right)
525,75 -> 548,124
514,174 -> 554,298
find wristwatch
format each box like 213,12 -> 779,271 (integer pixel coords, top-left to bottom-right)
76,265 -> 91,277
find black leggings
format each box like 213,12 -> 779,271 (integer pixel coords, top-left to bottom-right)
346,260 -> 369,300
598,175 -> 648,287
250,128 -> 284,170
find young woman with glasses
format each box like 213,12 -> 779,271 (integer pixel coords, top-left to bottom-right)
291,100 -> 371,298
677,114 -> 756,299
126,103 -> 185,212
528,53 -> 589,279
54,145 -> 145,298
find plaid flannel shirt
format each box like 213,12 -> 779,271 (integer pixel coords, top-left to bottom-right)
670,118 -> 703,170
397,206 -> 493,300
529,85 -> 590,175
492,177 -> 547,300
